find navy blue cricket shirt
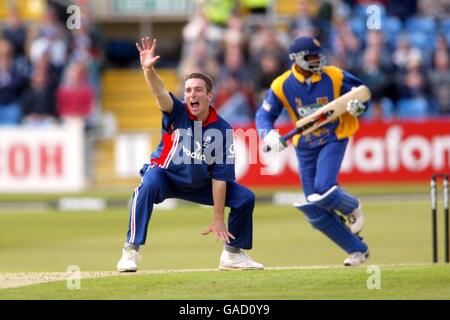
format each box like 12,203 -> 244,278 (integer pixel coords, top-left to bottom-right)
149,93 -> 236,189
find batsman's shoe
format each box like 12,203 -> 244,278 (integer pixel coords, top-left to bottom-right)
347,205 -> 364,234
219,250 -> 264,270
117,248 -> 141,272
344,250 -> 369,267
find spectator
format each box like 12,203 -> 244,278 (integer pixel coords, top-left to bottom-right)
418,0 -> 450,19
21,66 -> 58,126
223,14 -> 248,49
221,44 -> 250,81
329,19 -> 361,70
252,51 -> 285,104
179,39 -> 221,83
181,8 -> 223,59
56,61 -> 93,120
30,6 -> 68,71
314,1 -> 333,45
68,9 -> 103,99
364,31 -> 392,70
289,0 -> 316,39
386,0 -> 418,22
433,33 -> 449,57
355,46 -> 390,119
429,50 -> 450,114
2,9 -> 27,58
70,21 -> 93,64
33,53 -> 62,91
0,40 -> 27,125
395,53 -> 431,118
56,61 -> 97,180
249,24 -> 289,63
214,71 -> 254,125
392,35 -> 422,71
398,54 -> 430,98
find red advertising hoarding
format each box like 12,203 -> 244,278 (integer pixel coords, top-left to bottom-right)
235,120 -> 450,186
0,121 -> 85,192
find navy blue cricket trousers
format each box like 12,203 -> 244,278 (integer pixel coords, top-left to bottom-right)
126,166 -> 255,249
296,138 -> 349,197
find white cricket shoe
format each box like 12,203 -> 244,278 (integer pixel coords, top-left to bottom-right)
219,250 -> 264,270
347,204 -> 364,234
344,251 -> 370,267
117,248 -> 141,272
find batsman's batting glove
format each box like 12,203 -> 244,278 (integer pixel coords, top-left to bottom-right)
263,130 -> 287,152
346,99 -> 366,117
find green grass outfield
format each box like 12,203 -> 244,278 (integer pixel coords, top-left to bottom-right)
1,266 -> 449,299
1,198 -> 450,299
0,182 -> 431,202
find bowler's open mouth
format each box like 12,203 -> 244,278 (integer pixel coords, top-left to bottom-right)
190,101 -> 199,108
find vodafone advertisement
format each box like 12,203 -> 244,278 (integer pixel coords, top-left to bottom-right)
235,120 -> 450,186
0,121 -> 85,192
1,120 -> 449,192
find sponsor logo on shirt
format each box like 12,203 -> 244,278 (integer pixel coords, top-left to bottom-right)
182,141 -> 206,161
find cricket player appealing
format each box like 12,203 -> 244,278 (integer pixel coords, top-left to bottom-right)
117,37 -> 263,272
256,36 -> 369,266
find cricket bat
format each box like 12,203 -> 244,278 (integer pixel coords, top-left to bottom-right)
263,85 -> 371,152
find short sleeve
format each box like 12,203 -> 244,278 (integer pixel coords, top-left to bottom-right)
161,92 -> 187,132
255,89 -> 284,137
341,71 -> 364,95
340,71 -> 369,113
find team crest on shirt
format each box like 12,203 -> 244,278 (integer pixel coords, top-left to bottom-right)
296,98 -> 307,117
316,97 -> 329,105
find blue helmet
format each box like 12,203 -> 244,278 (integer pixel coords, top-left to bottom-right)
288,36 -> 326,73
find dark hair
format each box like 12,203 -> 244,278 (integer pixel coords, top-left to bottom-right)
184,72 -> 214,93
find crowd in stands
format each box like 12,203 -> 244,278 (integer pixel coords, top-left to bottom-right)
180,0 -> 450,125
1,0 -> 449,129
0,3 -> 101,127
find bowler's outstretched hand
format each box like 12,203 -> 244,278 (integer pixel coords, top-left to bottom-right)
136,37 -> 160,71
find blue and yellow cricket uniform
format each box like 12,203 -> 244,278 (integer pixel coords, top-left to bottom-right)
256,64 -> 367,196
257,35 -> 369,258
